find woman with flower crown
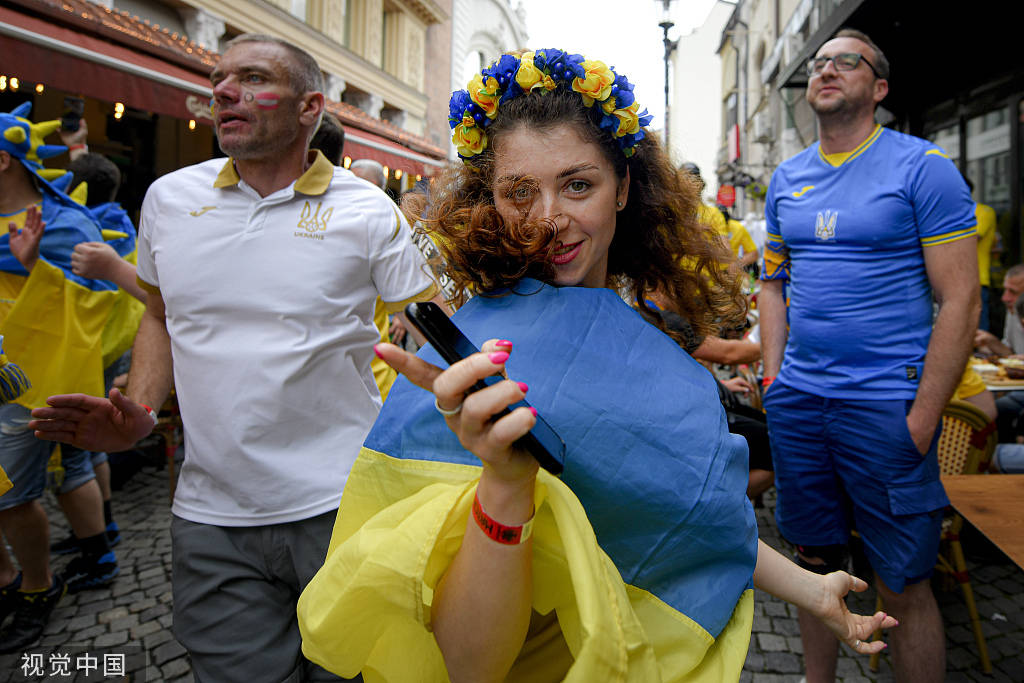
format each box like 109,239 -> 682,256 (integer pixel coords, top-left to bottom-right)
297,49 -> 894,682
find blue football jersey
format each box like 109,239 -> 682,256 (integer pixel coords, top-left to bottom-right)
763,125 -> 975,398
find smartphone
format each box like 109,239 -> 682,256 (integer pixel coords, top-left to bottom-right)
404,302 -> 566,474
61,96 -> 85,132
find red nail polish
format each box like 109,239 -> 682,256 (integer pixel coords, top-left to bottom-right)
517,381 -> 529,393
488,351 -> 509,364
373,345 -> 384,360
529,407 -> 537,417
882,643 -> 888,650
495,339 -> 513,348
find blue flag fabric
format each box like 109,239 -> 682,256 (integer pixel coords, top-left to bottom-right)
0,191 -> 116,293
366,279 -> 757,638
89,202 -> 137,258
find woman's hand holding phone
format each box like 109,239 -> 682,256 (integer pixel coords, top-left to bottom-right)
375,340 -> 540,488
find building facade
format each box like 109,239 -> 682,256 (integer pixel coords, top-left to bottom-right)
1,0 -> 453,214
667,0 -> 733,203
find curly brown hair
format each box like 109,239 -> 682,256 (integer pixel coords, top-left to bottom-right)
403,85 -> 745,342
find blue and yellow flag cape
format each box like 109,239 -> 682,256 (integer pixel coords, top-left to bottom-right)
0,102 -> 118,407
298,281 -> 757,682
0,191 -> 117,408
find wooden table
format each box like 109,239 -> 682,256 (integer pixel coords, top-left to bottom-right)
941,474 -> 1024,569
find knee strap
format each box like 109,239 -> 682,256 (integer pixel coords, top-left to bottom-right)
794,544 -> 848,575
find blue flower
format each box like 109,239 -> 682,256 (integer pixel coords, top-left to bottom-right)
533,48 -> 563,73
482,54 -> 520,89
448,90 -> 474,129
637,108 -> 654,129
611,74 -> 636,109
598,112 -> 620,135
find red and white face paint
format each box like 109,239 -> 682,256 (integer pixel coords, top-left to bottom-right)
244,92 -> 281,110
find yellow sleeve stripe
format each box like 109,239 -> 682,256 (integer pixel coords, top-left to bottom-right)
136,277 -> 161,296
390,207 -> 403,241
382,283 -> 439,314
925,149 -> 950,159
765,232 -> 785,244
921,227 -> 977,247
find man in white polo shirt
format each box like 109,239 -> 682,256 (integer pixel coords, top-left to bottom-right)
31,34 -> 443,681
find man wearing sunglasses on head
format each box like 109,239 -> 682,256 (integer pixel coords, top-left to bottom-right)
759,28 -> 978,683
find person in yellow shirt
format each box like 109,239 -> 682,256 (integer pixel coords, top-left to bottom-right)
964,177 -> 996,331
680,163 -> 759,269
721,207 -> 759,269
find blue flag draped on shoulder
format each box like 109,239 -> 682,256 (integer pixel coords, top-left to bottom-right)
298,280 -> 757,682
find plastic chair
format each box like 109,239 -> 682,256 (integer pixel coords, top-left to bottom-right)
869,399 -> 996,673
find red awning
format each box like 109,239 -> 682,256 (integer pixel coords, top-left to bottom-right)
0,5 -> 213,123
344,128 -> 449,179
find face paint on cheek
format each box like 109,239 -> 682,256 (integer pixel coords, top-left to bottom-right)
254,93 -> 280,110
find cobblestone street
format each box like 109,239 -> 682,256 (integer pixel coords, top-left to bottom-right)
2,457 -> 1022,682
2,456 -> 189,683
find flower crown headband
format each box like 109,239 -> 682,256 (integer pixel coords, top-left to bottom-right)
448,49 -> 653,162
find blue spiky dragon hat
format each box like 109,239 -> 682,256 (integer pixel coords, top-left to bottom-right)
1,101 -> 68,173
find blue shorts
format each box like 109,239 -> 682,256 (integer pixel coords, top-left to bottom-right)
763,382 -> 947,593
0,404 -> 97,510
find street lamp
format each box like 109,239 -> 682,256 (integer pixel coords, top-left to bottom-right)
657,0 -> 679,152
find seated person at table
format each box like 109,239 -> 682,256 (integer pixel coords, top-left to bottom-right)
296,48 -> 894,682
987,291 -> 1024,441
973,264 -> 1024,358
953,364 -> 997,422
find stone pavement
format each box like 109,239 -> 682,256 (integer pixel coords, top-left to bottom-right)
2,455 -> 1022,682
1,457 -> 190,683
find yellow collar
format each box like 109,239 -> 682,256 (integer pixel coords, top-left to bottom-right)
819,124 -> 883,168
212,150 -> 334,195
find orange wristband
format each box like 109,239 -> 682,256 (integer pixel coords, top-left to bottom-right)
471,489 -> 534,545
761,376 -> 776,389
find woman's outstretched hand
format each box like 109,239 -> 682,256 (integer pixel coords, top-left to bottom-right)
812,571 -> 899,655
753,540 -> 898,655
375,340 -> 539,484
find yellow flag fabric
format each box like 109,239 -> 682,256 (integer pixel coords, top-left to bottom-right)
0,464 -> 12,498
298,448 -> 754,683
1,260 -> 113,409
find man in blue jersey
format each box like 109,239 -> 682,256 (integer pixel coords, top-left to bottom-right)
759,29 -> 978,683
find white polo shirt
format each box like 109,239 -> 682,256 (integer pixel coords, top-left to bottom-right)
136,151 -> 437,526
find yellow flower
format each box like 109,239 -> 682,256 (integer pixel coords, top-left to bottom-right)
601,97 -> 618,115
572,59 -> 615,107
452,115 -> 487,157
613,102 -> 641,136
468,74 -> 500,119
515,52 -> 543,91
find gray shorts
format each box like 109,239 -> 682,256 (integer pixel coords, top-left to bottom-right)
171,511 -> 359,683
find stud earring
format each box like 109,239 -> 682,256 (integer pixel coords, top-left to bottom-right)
616,201 -> 623,208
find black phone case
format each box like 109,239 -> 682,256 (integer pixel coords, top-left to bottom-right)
404,302 -> 565,474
